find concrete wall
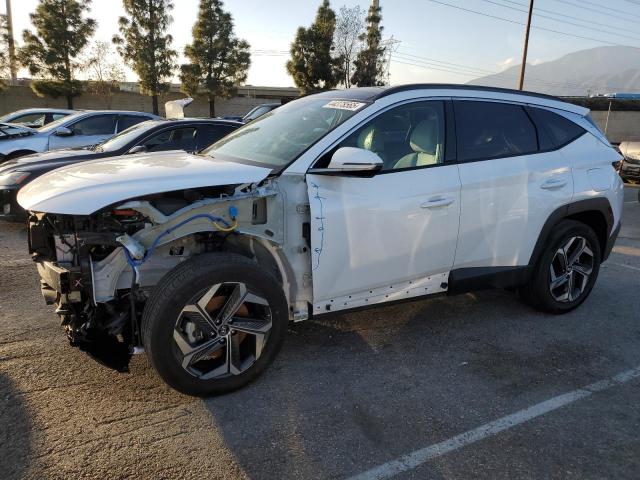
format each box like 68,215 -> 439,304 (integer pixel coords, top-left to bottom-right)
0,83 -> 300,118
590,111 -> 640,144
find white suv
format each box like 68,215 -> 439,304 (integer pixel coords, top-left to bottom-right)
18,85 -> 624,396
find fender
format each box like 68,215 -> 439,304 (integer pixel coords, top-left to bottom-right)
528,197 -> 613,267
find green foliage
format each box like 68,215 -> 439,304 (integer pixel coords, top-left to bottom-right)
286,0 -> 344,94
351,2 -> 386,87
113,0 -> 177,113
180,0 -> 251,117
18,0 -> 96,106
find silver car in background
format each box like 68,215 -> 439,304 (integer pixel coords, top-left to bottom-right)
0,110 -> 160,162
0,108 -> 76,128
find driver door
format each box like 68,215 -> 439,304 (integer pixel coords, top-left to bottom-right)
306,100 -> 461,313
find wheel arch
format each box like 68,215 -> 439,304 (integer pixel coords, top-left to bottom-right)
529,198 -> 613,266
5,150 -> 37,161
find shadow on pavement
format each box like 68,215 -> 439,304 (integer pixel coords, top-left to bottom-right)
0,373 -> 34,479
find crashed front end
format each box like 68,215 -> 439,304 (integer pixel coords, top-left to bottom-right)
28,211 -> 142,371
25,182 -> 283,372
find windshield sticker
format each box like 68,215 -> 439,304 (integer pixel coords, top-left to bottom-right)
323,100 -> 366,111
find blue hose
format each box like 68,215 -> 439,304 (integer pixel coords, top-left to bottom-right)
122,213 -> 232,269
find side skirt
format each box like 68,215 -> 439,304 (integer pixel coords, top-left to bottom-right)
312,272 -> 449,315
448,266 -> 531,295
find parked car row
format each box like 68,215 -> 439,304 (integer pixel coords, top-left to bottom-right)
10,84 -> 624,397
0,118 -> 241,220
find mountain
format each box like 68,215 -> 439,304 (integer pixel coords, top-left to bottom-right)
467,46 -> 640,96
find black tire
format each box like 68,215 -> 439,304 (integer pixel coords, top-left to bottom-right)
141,253 -> 289,396
4,150 -> 36,162
525,220 -> 601,314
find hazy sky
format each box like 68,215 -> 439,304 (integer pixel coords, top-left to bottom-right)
4,0 -> 640,89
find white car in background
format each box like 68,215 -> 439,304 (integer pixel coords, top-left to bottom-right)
18,85 -> 623,396
0,108 -> 76,128
0,110 -> 159,162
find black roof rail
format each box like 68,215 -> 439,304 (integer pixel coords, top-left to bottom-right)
373,84 -> 564,103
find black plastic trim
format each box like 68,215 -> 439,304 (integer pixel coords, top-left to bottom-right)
448,266 -> 531,295
603,221 -> 621,262
528,197 -> 614,266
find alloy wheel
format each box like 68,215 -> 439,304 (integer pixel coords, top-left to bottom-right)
173,282 -> 272,379
549,236 -> 595,303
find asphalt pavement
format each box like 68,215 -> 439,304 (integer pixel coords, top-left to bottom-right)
1,186 -> 639,479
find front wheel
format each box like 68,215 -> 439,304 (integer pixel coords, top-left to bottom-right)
142,253 -> 289,396
525,220 -> 601,314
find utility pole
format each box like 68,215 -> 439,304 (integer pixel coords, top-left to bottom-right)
518,0 -> 534,91
5,0 -> 17,84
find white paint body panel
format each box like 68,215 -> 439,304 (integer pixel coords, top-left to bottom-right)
454,150 -> 573,268
564,133 -> 624,229
17,151 -> 272,214
307,165 -> 461,307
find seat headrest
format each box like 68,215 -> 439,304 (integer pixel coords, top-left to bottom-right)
410,119 -> 439,155
357,124 -> 383,151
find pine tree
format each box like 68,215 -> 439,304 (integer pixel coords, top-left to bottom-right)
18,0 -> 96,108
113,0 -> 177,115
286,0 -> 343,94
180,0 -> 251,118
351,2 -> 386,87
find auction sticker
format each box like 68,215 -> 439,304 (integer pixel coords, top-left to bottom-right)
323,100 -> 366,111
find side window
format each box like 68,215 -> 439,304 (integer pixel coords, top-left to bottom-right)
15,113 -> 46,126
70,115 -> 117,135
529,107 -> 586,149
141,127 -> 198,152
117,115 -> 147,133
329,101 -> 445,171
198,125 -> 237,149
454,101 -> 538,162
51,113 -> 68,121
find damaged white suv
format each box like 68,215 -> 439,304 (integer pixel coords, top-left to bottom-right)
19,85 -> 624,396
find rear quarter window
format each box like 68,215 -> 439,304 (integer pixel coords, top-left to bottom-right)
529,108 -> 586,149
454,101 -> 538,162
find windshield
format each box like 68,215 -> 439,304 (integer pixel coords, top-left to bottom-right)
96,121 -> 160,152
203,97 -> 367,169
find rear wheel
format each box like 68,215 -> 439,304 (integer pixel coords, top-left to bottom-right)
525,220 -> 601,314
142,253 -> 289,396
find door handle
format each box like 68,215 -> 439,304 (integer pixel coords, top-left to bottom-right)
421,196 -> 454,209
540,178 -> 567,190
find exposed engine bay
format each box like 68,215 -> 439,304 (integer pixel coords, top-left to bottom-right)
26,180 -> 302,372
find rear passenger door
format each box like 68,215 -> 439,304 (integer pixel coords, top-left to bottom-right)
453,100 -> 573,270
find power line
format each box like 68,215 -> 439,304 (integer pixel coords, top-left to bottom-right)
478,0 -> 640,44
501,0 -> 640,36
578,0 -> 640,18
552,0 -> 640,24
426,0 -> 637,47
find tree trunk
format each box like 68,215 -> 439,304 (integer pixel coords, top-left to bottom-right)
67,95 -> 74,109
209,96 -> 216,118
152,94 -> 159,116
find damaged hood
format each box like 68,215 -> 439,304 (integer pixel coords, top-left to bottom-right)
17,150 -> 272,215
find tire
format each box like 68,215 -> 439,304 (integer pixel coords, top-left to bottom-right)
142,253 -> 289,396
4,150 -> 36,162
525,220 -> 601,314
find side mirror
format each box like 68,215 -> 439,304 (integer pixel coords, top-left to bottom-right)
128,145 -> 147,154
54,127 -> 73,137
310,147 -> 383,174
